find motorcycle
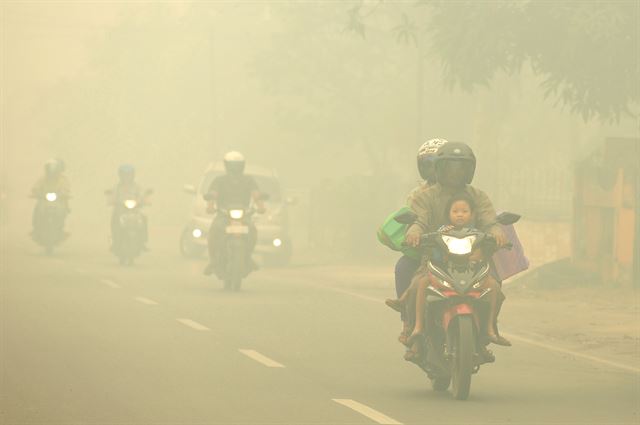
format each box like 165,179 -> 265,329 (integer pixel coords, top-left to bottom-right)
107,189 -> 152,266
214,205 -> 256,291
31,192 -> 68,255
395,211 -> 520,400
205,193 -> 267,291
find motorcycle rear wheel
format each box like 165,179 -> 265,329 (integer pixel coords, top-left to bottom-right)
451,316 -> 474,400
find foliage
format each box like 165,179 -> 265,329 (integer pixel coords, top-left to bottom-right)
426,0 -> 639,122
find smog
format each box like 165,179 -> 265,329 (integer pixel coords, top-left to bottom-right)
1,1 -> 638,423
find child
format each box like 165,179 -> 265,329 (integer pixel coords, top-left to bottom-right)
391,192 -> 510,361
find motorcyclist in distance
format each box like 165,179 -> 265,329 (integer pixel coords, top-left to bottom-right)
107,164 -> 150,252
203,151 -> 266,277
31,158 -> 71,235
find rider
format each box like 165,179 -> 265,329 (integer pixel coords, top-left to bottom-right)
403,142 -> 508,359
408,192 -> 511,358
31,158 -> 70,234
385,138 -> 449,345
107,164 -> 149,252
203,151 -> 266,277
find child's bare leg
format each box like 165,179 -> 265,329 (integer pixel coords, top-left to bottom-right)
410,275 -> 428,336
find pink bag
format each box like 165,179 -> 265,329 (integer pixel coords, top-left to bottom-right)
492,224 -> 529,281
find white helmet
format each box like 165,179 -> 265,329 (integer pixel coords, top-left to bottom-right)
223,151 -> 246,175
417,138 -> 449,183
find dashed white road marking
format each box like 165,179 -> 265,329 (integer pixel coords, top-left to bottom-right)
134,297 -> 158,306
321,286 -> 383,303
332,399 -> 402,425
176,318 -> 210,331
238,349 -> 285,368
100,279 -> 120,289
501,332 -> 640,374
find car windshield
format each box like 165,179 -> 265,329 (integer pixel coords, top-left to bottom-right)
199,173 -> 281,202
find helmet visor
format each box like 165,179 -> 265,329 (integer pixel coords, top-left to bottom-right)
439,160 -> 470,186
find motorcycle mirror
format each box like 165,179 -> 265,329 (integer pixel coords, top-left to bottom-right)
496,212 -> 521,226
183,184 -> 197,195
394,211 -> 417,225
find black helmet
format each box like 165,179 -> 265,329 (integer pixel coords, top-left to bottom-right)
223,151 -> 245,175
417,138 -> 449,183
435,142 -> 476,185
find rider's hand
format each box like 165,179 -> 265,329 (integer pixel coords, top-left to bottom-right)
206,202 -> 216,214
405,232 -> 421,248
492,229 -> 508,247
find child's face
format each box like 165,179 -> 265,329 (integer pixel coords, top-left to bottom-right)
449,200 -> 472,227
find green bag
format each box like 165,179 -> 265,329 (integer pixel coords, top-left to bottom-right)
377,206 -> 420,260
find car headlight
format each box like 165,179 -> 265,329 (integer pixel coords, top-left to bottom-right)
45,192 -> 58,202
442,235 -> 476,255
192,228 -> 203,238
229,209 -> 244,220
124,200 -> 137,209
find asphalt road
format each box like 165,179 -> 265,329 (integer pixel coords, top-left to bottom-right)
1,233 -> 638,424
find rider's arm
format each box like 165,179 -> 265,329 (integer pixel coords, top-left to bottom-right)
473,189 -> 507,247
251,190 -> 266,214
405,188 -> 434,247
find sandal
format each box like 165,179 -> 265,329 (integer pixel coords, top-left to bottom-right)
403,333 -> 425,362
488,333 -> 512,347
398,329 -> 412,346
385,298 -> 404,313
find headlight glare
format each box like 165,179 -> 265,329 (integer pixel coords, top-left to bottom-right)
229,209 -> 244,220
442,235 -> 476,255
45,192 -> 58,202
124,200 -> 137,209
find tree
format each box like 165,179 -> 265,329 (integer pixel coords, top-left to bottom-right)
349,1 -> 639,122
426,0 -> 639,122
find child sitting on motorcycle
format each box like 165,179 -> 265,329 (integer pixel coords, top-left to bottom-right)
394,192 -> 511,361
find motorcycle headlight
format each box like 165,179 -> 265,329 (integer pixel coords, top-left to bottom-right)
229,209 -> 244,220
45,192 -> 58,202
272,238 -> 282,248
442,235 -> 476,255
124,200 -> 137,209
192,228 -> 203,238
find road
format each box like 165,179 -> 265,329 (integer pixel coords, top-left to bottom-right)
1,231 -> 638,424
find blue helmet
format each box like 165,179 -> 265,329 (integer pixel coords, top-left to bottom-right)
118,164 -> 135,181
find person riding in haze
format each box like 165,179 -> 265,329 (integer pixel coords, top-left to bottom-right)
107,164 -> 149,252
402,142 -> 509,361
401,192 -> 510,362
31,158 -> 71,234
386,138 -> 449,345
203,151 -> 266,277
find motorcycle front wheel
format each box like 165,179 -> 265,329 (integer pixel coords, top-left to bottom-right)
451,315 -> 474,400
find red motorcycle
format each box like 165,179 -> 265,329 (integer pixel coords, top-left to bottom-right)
396,211 -> 520,400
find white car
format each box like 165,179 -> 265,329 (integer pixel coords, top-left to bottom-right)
180,163 -> 294,266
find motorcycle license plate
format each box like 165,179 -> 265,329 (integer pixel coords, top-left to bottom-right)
226,225 -> 249,235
